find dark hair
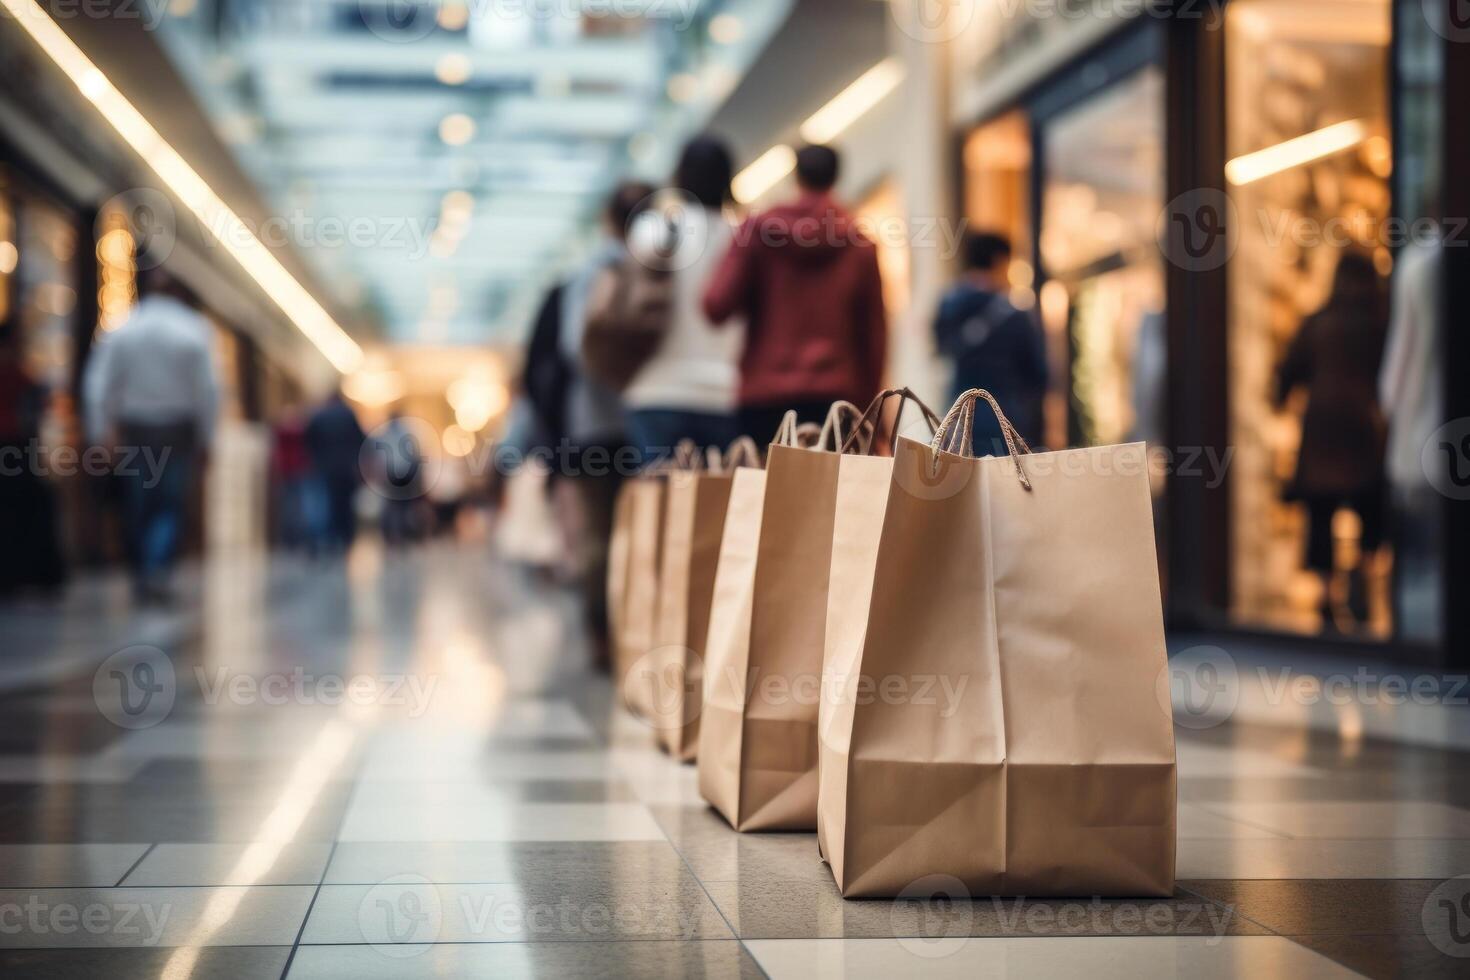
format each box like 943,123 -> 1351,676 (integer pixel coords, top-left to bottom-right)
794,144 -> 839,191
963,232 -> 1012,271
674,135 -> 733,209
139,267 -> 193,304
605,180 -> 656,239
1323,251 -> 1385,318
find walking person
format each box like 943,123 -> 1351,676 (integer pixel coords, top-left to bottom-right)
620,135 -> 742,460
703,144 -> 887,444
85,269 -> 218,603
1276,252 -> 1389,629
559,180 -> 650,668
0,331 -> 66,596
932,231 -> 1049,453
304,386 -> 366,554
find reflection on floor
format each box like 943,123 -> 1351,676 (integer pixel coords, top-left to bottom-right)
0,542 -> 1465,978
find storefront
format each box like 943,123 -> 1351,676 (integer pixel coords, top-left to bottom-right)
954,2 -> 1463,665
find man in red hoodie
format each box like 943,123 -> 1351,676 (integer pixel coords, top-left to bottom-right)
703,144 -> 887,443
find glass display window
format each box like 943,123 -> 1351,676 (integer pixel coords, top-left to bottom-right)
1225,0 -> 1394,638
1037,64 -> 1166,453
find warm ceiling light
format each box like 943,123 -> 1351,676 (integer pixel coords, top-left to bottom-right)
0,241 -> 16,275
732,145 -> 796,205
0,0 -> 363,373
442,424 -> 476,457
434,52 -> 472,86
800,58 -> 905,145
1225,119 -> 1370,186
666,73 -> 699,104
439,112 -> 476,146
709,13 -> 743,44
441,189 -> 474,219
437,2 -> 469,31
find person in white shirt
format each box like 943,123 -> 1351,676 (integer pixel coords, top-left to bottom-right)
85,270 -> 218,602
621,135 -> 743,461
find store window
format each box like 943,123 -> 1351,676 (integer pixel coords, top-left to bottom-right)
1038,65 -> 1166,455
1225,0 -> 1394,638
963,109 -> 1032,298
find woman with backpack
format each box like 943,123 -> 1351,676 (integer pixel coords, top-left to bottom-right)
616,135 -> 744,465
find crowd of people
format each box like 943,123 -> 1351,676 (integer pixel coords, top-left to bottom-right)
2,130 -> 1400,646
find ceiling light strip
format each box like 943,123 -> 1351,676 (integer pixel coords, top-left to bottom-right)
731,145 -> 796,204
2,0 -> 364,374
799,57 -> 905,145
1224,119 -> 1370,186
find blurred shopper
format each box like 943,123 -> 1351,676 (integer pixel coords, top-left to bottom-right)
933,232 -> 1048,453
621,136 -> 741,459
0,331 -> 66,596
374,411 -> 426,547
305,386 -> 366,554
704,144 -> 886,443
85,269 -> 218,603
517,284 -> 580,580
270,403 -> 323,553
1276,252 -> 1389,628
560,180 -> 650,668
1379,237 -> 1443,640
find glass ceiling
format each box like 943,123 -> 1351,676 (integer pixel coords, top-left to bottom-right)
155,0 -> 789,346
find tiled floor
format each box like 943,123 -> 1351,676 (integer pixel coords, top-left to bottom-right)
0,542 -> 1466,978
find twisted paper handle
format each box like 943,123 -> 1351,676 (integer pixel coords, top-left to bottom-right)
929,388 -> 1033,490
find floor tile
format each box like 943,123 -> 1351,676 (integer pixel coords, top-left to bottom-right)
0,844 -> 148,887
1198,801 -> 1470,839
1290,932 -> 1470,980
324,840 -> 692,885
286,940 -> 762,979
703,879 -> 1263,940
1177,804 -> 1291,840
0,886 -> 314,947
336,801 -> 666,842
0,945 -> 291,980
1178,838 -> 1470,878
744,936 -> 1360,979
120,842 -> 333,886
1181,879 -> 1444,935
301,879 -> 735,943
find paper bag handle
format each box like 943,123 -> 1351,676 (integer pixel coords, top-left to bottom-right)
930,388 -> 1033,490
718,436 -> 762,471
772,411 -> 824,448
842,387 -> 942,455
816,400 -> 869,453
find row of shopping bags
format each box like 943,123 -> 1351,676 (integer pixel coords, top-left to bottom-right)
607,387 -> 1177,899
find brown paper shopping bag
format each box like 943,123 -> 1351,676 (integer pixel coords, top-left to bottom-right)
820,389 -> 1176,897
698,403 -> 866,831
816,388 -> 940,861
613,472 -> 667,720
633,438 -> 763,761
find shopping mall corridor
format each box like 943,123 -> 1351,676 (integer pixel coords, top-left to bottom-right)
0,542 -> 1466,979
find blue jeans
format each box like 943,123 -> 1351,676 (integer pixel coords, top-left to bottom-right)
120,421 -> 197,588
625,409 -> 738,470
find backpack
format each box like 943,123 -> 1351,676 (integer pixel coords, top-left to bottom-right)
580,214 -> 675,390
